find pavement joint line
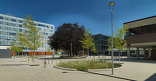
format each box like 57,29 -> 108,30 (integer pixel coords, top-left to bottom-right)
54,65 -> 137,81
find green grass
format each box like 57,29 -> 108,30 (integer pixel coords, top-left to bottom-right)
57,60 -> 121,71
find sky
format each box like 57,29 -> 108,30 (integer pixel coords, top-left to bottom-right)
0,0 -> 156,36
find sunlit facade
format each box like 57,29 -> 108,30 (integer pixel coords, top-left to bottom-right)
0,14 -> 55,53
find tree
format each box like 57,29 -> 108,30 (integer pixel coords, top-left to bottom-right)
49,23 -> 85,56
80,30 -> 96,55
114,26 -> 127,63
10,40 -> 23,55
23,15 -> 43,58
14,32 -> 27,56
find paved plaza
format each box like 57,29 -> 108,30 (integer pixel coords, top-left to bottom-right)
0,56 -> 155,81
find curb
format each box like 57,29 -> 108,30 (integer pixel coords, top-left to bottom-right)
53,65 -> 77,71
53,64 -> 122,72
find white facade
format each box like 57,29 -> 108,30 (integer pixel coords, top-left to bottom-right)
0,14 -> 55,52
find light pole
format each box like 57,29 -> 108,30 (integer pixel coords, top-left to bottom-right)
109,1 -> 115,75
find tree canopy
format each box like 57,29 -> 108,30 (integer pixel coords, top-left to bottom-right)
49,23 -> 85,56
80,30 -> 96,53
23,15 -> 43,53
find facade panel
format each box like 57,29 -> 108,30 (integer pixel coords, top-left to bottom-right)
0,14 -> 55,52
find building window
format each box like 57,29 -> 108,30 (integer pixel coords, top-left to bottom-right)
0,21 -> 3,24
18,24 -> 22,27
9,32 -> 16,36
0,16 -> 3,19
38,24 -> 45,27
19,20 -> 23,23
44,33 -> 48,35
11,19 -> 16,22
46,25 -> 49,28
19,29 -> 22,32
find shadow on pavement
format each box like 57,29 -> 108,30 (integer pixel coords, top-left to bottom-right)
39,57 -> 60,60
0,64 -> 28,66
145,73 -> 156,81
54,65 -> 136,81
84,71 -> 137,81
101,57 -> 156,64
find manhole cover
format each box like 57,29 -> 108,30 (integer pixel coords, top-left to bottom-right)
29,64 -> 40,66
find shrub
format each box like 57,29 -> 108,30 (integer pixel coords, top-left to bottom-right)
57,59 -> 121,71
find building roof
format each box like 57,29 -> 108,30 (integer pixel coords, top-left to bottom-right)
93,33 -> 111,37
0,13 -> 54,26
124,15 -> 156,24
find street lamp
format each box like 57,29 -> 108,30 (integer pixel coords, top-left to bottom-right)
109,1 -> 115,75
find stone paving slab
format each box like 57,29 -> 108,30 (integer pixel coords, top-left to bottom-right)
0,56 -> 155,81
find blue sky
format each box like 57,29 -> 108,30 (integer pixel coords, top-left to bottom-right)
0,0 -> 156,36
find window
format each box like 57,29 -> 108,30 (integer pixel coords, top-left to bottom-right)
46,25 -> 49,28
0,21 -> 3,24
5,17 -> 9,20
38,24 -> 45,27
11,19 -> 16,22
19,20 -> 23,23
19,29 -> 22,32
5,22 -> 16,26
13,28 -> 17,31
9,32 -> 16,36
0,16 -> 3,19
44,33 -> 48,35
18,24 -> 22,27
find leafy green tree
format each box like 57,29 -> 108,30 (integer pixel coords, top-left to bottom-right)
49,23 -> 85,56
80,30 -> 96,55
114,26 -> 128,63
47,48 -> 51,52
10,40 -> 23,55
23,15 -> 43,57
15,32 -> 27,56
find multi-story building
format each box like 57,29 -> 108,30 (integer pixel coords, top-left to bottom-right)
124,15 -> 156,59
0,14 -> 55,55
93,34 -> 110,54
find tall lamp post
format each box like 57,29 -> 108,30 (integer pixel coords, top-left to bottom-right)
109,1 -> 115,75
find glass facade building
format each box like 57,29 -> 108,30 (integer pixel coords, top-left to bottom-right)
0,14 -> 55,52
93,34 -> 110,54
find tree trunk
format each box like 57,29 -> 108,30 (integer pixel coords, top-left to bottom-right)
119,50 -> 121,63
34,49 -> 35,62
83,49 -> 84,56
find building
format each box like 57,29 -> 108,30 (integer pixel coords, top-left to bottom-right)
124,15 -> 156,59
0,14 -> 55,55
93,34 -> 110,54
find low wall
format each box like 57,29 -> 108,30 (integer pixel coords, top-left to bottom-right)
0,49 -> 11,58
12,52 -> 53,56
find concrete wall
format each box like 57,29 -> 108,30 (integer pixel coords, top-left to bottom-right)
124,16 -> 156,29
0,49 -> 11,58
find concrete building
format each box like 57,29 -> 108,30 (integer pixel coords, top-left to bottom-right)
124,15 -> 156,59
0,14 -> 55,55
